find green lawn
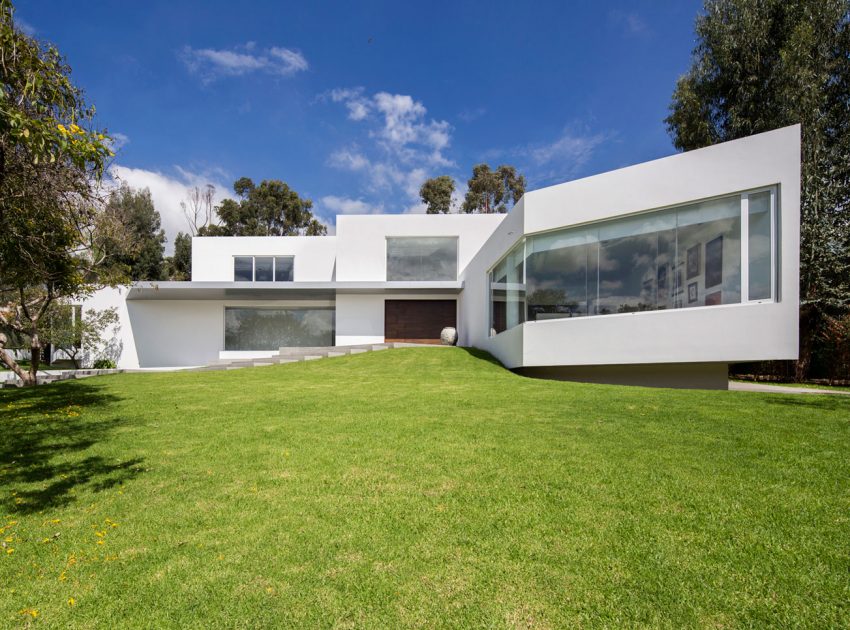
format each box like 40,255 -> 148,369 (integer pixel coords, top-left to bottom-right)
2,349 -> 848,628
732,379 -> 850,393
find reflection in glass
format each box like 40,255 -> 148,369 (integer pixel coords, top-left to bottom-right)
254,257 -> 273,282
748,191 -> 772,300
490,242 -> 525,334
275,257 -> 294,281
596,210 -> 677,314
224,308 -> 335,350
676,195 -> 741,308
526,228 -> 595,320
490,191 -> 770,335
234,256 -> 253,281
387,237 -> 458,281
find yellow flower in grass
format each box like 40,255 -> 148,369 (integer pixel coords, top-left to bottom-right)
96,540 -> 105,546
68,597 -> 76,606
59,571 -> 67,581
19,608 -> 38,618
6,548 -> 14,555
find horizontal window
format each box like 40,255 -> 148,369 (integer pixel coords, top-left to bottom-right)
387,237 -> 458,281
233,256 -> 294,282
489,188 -> 776,335
224,307 -> 334,350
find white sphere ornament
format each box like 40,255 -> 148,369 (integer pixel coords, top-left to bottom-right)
440,327 -> 458,346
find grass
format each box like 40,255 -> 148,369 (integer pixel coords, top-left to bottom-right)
731,379 -> 850,393
1,348 -> 848,628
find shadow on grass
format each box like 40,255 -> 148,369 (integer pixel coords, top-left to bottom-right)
457,346 -> 507,369
0,381 -> 145,515
763,394 -> 850,413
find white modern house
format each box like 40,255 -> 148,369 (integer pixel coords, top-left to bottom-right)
87,125 -> 800,388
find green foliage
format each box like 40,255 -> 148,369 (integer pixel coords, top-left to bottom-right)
0,1 -> 113,176
101,184 -> 165,281
91,357 -> 116,369
461,163 -> 526,214
666,0 -> 850,378
419,175 -> 455,214
0,0 -> 120,384
0,349 -> 848,626
45,304 -> 118,368
165,232 -> 192,280
207,178 -> 327,236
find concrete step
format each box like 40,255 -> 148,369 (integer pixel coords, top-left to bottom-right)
200,341 -> 447,372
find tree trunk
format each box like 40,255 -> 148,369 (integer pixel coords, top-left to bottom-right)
0,334 -> 30,385
26,332 -> 42,386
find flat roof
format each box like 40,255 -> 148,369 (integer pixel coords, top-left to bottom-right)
126,281 -> 463,300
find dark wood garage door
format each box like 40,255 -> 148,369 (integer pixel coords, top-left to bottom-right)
384,300 -> 456,344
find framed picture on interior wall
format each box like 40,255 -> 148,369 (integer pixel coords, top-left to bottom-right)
687,244 -> 701,279
688,281 -> 698,304
705,235 -> 723,288
705,291 -> 721,306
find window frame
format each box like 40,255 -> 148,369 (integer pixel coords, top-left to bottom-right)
487,186 -> 780,337
232,255 -> 295,282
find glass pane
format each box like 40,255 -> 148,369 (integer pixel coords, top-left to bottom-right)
748,191 -> 772,300
224,308 -> 335,350
275,257 -> 294,281
526,228 -> 596,320
675,195 -> 741,308
387,237 -> 457,281
490,242 -> 525,334
234,256 -> 253,281
254,257 -> 273,282
593,210 -> 676,315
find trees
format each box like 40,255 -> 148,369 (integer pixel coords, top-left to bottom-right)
181,184 -> 216,236
0,0 -> 119,385
666,0 -> 850,379
210,178 -> 327,236
461,164 -> 526,214
47,304 -> 119,368
419,175 -> 455,214
101,184 -> 165,280
166,232 -> 192,280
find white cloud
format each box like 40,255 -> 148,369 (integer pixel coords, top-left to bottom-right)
328,147 -> 370,171
108,164 -> 230,254
327,88 -> 454,167
457,107 -> 486,123
15,16 -> 36,36
320,195 -> 382,215
107,132 -> 130,152
324,89 -> 456,212
609,10 -> 649,36
528,128 -> 608,167
181,43 -> 308,83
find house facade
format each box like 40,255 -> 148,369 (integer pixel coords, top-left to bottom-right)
88,125 -> 801,388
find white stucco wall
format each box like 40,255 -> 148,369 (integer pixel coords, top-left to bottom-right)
335,292 -> 460,346
335,214 -> 505,281
191,236 -> 338,281
83,286 -> 139,369
462,125 -> 801,369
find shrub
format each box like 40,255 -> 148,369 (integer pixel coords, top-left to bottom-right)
92,358 -> 117,369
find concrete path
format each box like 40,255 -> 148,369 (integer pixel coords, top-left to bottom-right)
729,381 -> 850,395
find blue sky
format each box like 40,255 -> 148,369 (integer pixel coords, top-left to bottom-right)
16,0 -> 703,247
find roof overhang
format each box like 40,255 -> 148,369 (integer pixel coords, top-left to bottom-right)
125,281 -> 464,300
